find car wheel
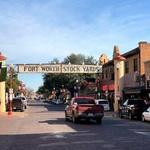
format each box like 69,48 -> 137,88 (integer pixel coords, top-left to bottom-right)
21,105 -> 24,112
142,115 -> 145,122
96,118 -> 102,124
128,112 -> 133,120
119,111 -> 123,118
21,108 -> 24,112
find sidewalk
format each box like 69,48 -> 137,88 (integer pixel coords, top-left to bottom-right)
0,112 -> 27,118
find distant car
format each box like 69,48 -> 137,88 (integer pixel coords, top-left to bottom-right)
52,99 -> 63,104
95,99 -> 110,111
119,99 -> 146,120
142,107 -> 150,122
12,97 -> 26,112
18,96 -> 28,109
65,96 -> 104,124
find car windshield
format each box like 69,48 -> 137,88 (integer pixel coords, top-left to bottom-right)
128,100 -> 145,105
75,98 -> 95,104
98,101 -> 108,104
13,98 -> 22,102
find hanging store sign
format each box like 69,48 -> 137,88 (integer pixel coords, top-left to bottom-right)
17,64 -> 102,74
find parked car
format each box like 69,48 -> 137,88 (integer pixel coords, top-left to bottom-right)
52,99 -> 63,104
17,96 -> 28,109
142,106 -> 150,122
119,99 -> 146,120
95,99 -> 110,111
12,97 -> 26,112
65,96 -> 104,124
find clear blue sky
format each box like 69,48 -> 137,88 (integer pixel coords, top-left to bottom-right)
1,0 -> 150,91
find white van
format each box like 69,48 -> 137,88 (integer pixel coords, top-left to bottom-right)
95,99 -> 110,111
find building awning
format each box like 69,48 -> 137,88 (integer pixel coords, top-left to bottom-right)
101,84 -> 114,91
108,84 -> 114,91
101,85 -> 108,91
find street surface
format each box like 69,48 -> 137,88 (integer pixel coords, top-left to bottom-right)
0,100 -> 150,150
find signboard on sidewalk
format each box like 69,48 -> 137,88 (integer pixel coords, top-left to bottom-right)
17,64 -> 102,74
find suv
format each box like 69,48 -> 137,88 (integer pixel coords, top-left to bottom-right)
95,99 -> 110,111
19,96 -> 28,109
119,99 -> 146,120
12,97 -> 26,112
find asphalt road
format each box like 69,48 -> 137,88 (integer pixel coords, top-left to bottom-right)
0,100 -> 150,150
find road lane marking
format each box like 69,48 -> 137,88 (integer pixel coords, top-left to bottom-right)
68,133 -> 97,137
40,132 -> 97,140
135,131 -> 150,137
38,140 -> 105,148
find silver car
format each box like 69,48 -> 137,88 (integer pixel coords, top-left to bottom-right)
142,107 -> 150,122
18,96 -> 28,109
95,99 -> 110,111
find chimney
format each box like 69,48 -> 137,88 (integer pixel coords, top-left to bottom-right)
138,41 -> 147,46
113,45 -> 120,59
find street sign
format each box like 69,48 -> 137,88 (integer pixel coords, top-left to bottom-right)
17,64 -> 102,74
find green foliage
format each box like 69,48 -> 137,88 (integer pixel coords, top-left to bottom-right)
37,53 -> 97,94
6,67 -> 21,94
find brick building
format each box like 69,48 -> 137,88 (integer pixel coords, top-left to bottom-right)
144,60 -> 150,89
99,41 -> 150,109
123,41 -> 150,99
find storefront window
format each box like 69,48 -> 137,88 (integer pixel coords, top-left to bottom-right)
133,58 -> 138,72
125,61 -> 129,74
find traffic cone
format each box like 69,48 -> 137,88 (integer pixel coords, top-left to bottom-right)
8,101 -> 12,116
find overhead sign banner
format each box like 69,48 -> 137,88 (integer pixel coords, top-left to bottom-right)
17,64 -> 102,74
18,64 -> 61,73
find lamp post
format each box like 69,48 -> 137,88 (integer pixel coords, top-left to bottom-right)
74,80 -> 80,97
0,52 -> 7,113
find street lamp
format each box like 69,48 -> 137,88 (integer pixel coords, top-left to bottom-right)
74,79 -> 80,97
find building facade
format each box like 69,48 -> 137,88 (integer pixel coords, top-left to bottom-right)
99,41 -> 150,109
123,42 -> 150,100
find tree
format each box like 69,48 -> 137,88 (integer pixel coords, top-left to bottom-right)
6,66 -> 21,95
25,87 -> 34,98
37,54 -> 97,95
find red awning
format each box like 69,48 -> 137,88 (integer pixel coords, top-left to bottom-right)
101,84 -> 114,91
108,84 -> 114,91
101,85 -> 108,91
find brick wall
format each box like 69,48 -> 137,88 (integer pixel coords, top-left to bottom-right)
139,42 -> 150,75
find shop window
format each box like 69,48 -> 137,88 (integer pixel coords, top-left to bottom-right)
125,61 -> 129,74
111,73 -> 114,80
105,70 -> 108,79
133,58 -> 138,72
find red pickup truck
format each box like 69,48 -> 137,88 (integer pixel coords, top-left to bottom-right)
65,96 -> 104,124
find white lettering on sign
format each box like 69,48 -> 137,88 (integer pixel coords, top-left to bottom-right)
18,64 -> 102,74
